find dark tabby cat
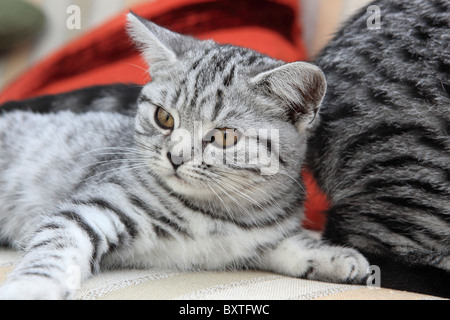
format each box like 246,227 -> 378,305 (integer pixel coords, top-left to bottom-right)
307,0 -> 450,297
1,0 -> 449,297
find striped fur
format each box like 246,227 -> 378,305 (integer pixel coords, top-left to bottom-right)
0,84 -> 142,117
0,14 -> 368,299
307,0 -> 449,275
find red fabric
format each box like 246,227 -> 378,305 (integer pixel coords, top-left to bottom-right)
301,170 -> 329,231
0,0 -> 328,230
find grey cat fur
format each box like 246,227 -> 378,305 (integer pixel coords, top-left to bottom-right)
2,0 -> 448,297
0,13 -> 369,299
307,0 -> 449,271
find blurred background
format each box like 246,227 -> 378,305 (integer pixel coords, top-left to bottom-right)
0,0 -> 372,91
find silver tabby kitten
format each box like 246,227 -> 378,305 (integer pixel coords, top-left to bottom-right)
0,13 -> 369,300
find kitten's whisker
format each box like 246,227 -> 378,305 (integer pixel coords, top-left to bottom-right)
72,146 -> 145,159
278,171 -> 307,196
74,128 -> 156,150
215,175 -> 287,231
79,162 -> 150,183
80,158 -> 147,170
204,181 -> 236,220
208,168 -> 285,214
181,168 -> 258,221
214,182 -> 261,226
125,63 -> 151,77
218,179 -> 276,218
221,176 -> 285,214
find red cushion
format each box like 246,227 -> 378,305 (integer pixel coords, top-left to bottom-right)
0,0 -> 328,230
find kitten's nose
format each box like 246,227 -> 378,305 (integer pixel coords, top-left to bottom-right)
167,152 -> 182,171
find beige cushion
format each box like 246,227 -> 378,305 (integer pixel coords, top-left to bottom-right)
0,248 -> 444,300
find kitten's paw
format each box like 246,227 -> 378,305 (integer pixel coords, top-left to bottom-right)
294,247 -> 370,284
262,235 -> 370,284
321,247 -> 370,284
0,278 -> 73,300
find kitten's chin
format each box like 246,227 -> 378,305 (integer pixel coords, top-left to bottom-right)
164,173 -> 210,200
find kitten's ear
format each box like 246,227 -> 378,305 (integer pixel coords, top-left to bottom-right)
251,62 -> 327,132
126,12 -> 196,75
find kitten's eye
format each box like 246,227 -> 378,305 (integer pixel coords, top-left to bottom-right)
155,107 -> 174,130
212,128 -> 239,149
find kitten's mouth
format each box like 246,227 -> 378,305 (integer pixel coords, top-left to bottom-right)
169,167 -> 215,194
173,172 -> 186,182
165,170 -> 214,201
170,170 -> 194,187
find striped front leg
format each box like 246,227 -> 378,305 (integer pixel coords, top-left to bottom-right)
0,203 -> 136,300
256,230 -> 370,284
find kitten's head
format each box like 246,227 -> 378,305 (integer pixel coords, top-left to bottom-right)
127,13 -> 326,214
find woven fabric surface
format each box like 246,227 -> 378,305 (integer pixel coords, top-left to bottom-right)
0,249 -> 444,300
